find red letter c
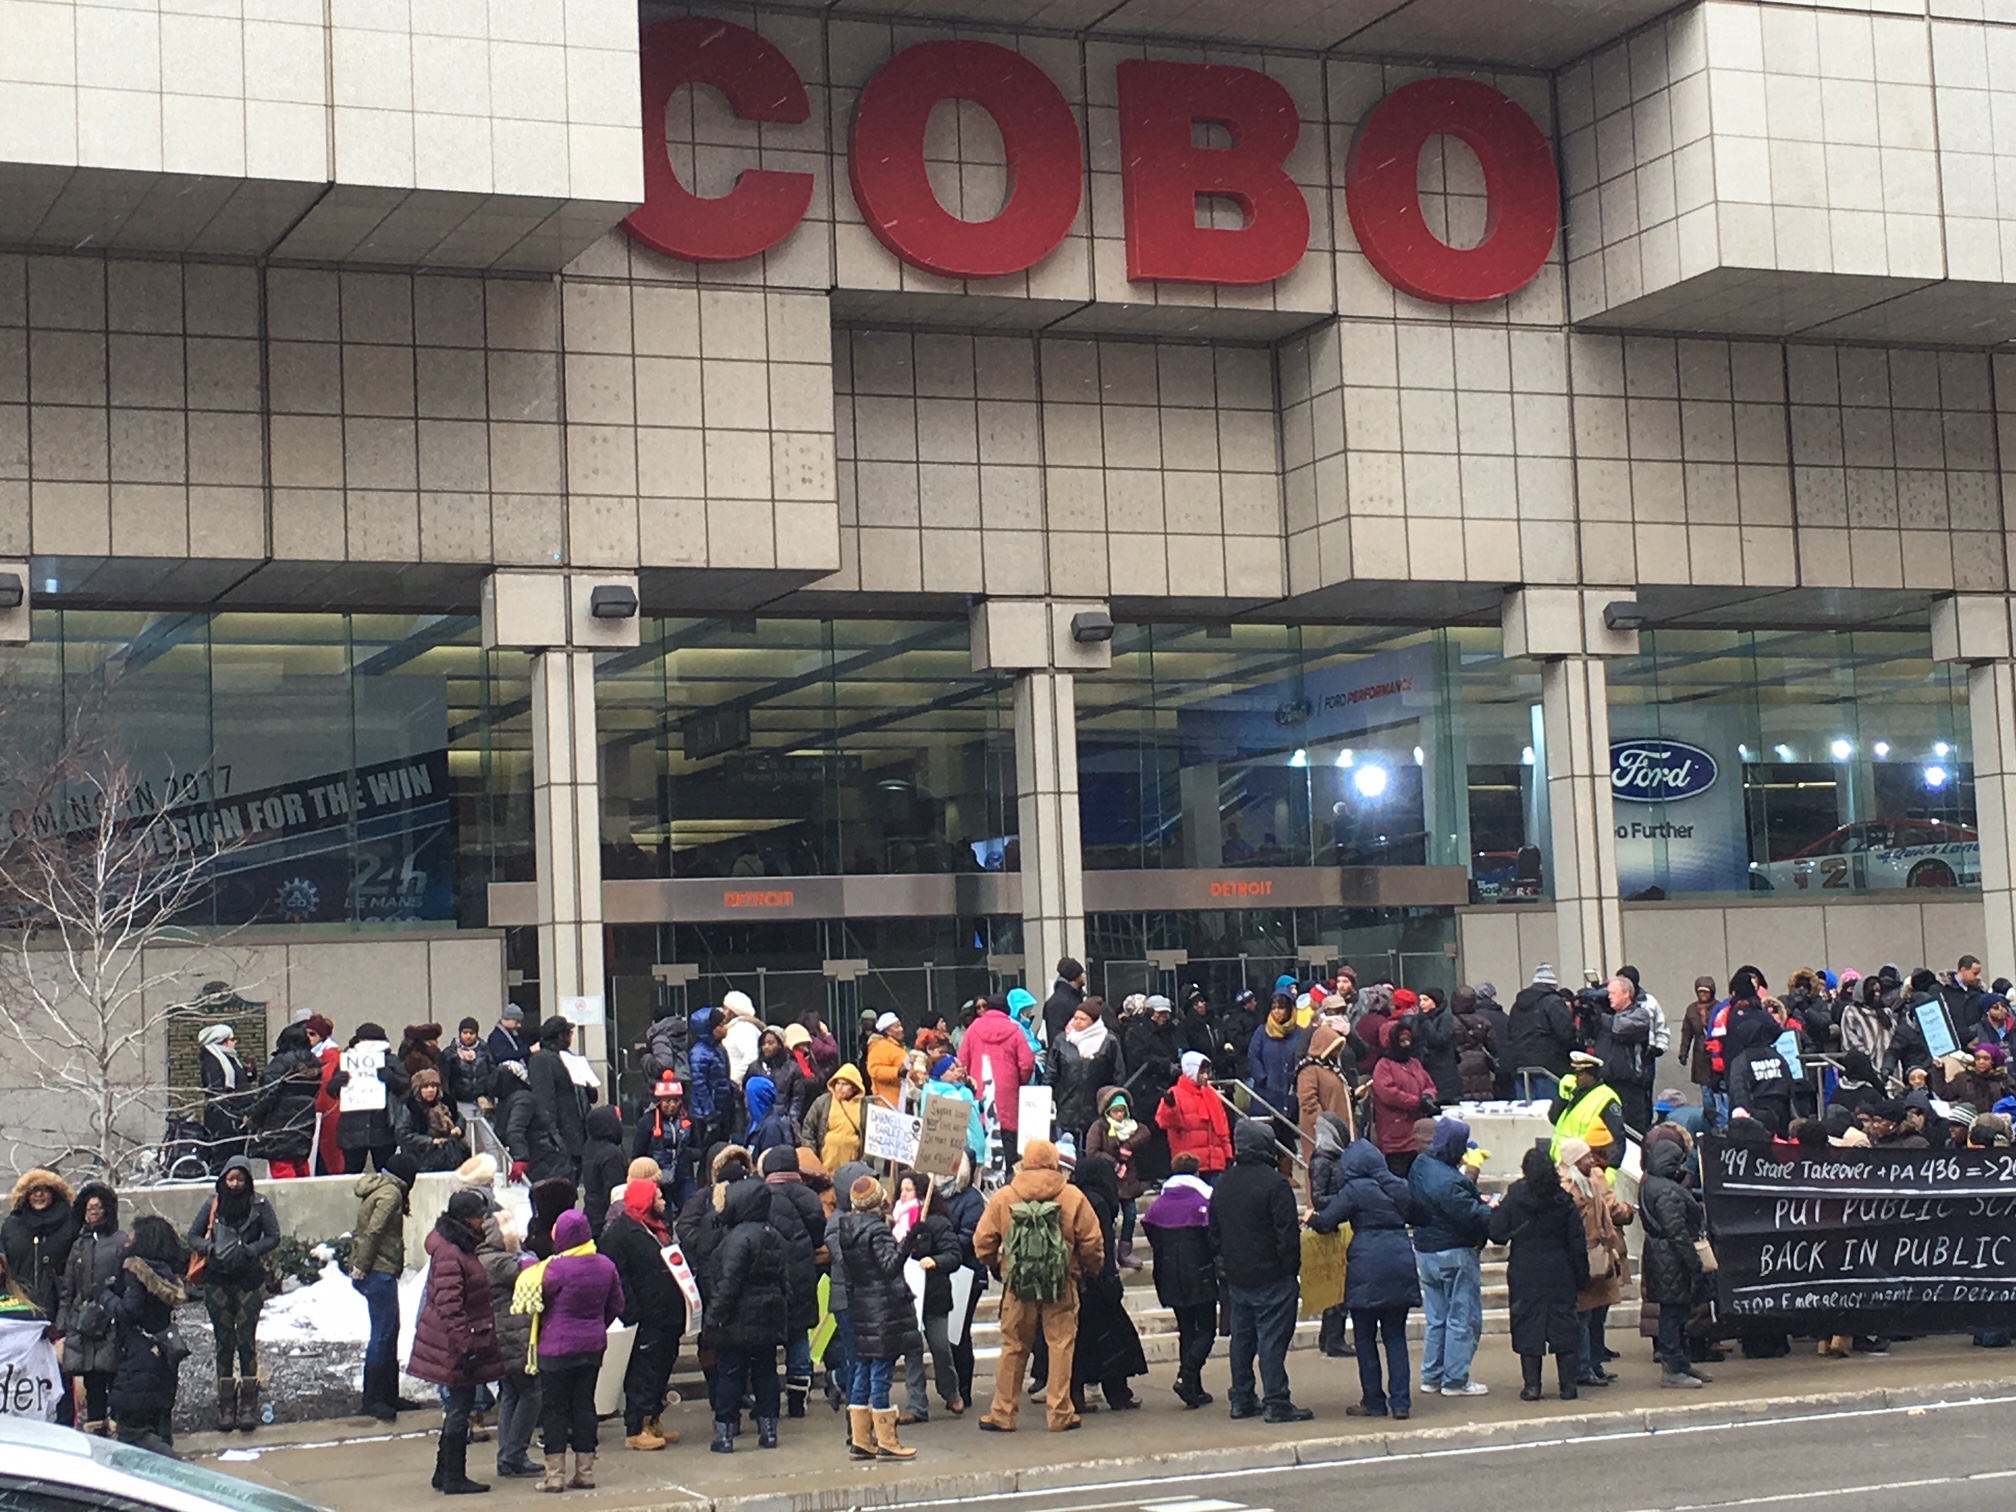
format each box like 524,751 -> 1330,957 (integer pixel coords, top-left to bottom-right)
1345,77 -> 1558,305
623,17 -> 814,265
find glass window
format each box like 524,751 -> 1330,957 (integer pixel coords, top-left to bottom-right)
1608,629 -> 1974,898
1074,624 -> 1549,897
597,617 -> 1016,881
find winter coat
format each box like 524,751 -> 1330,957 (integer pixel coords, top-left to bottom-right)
350,1170 -> 409,1276
398,1091 -> 470,1173
408,1218 -> 504,1387
802,1065 -> 869,1171
579,1107 -> 629,1231
441,1041 -> 497,1107
1082,1093 -> 1146,1200
1156,1075 -> 1232,1173
1070,1166 -> 1147,1387
1311,1140 -> 1419,1311
247,1042 -> 324,1164
1369,1052 -> 1436,1154
500,1070 -> 568,1183
1295,1026 -> 1358,1152
58,1185 -> 124,1375
1413,1001 -> 1463,1103
1408,1128 -> 1492,1253
973,1157 -> 1104,1294
1637,1141 -> 1706,1307
600,1209 -> 685,1338
1141,1177 -> 1216,1310
1122,1017 -> 1182,1117
324,1044 -> 413,1152
200,1042 -> 255,1144
1043,978 -> 1086,1044
1933,1061 -> 2009,1112
528,1046 -> 592,1159
537,1213 -> 624,1361
1470,993 -> 1515,1098
1677,998 -> 1718,1086
1207,1123 -> 1299,1289
865,1033 -> 907,1112
1490,1175 -> 1589,1356
642,1012 -> 689,1082
1727,1043 -> 1795,1134
106,1257 -> 187,1416
479,1224 -> 534,1373
1308,1112 -> 1349,1211
1591,996 -> 1654,1094
186,1158 -> 280,1288
904,1209 -> 964,1319
487,1022 -> 528,1067
1569,1168 -> 1633,1311
833,1208 -> 918,1359
1,1171 -> 74,1319
957,1007 -> 1037,1128
703,1179 -> 790,1353
1049,1023 -> 1124,1144
1507,984 -> 1579,1081
763,1170 -> 826,1335
756,1051 -> 812,1131
633,1104 -> 699,1210
1453,991 -> 1500,1101
687,1011 -> 734,1122
1244,1021 -> 1304,1115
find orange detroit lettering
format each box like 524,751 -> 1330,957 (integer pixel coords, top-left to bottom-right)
724,889 -> 795,908
1209,879 -> 1274,898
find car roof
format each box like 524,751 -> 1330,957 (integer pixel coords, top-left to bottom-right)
0,1419 -> 329,1512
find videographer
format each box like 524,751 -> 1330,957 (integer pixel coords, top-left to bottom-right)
1590,974 -> 1654,1134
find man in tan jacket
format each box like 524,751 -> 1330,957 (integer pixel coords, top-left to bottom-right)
972,1139 -> 1104,1431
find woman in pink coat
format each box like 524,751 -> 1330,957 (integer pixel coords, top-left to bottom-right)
1369,1022 -> 1436,1178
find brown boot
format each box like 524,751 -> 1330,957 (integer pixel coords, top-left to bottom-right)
871,1408 -> 916,1460
645,1415 -> 678,1445
536,1455 -> 566,1493
625,1423 -> 666,1451
567,1453 -> 594,1489
847,1406 -> 876,1461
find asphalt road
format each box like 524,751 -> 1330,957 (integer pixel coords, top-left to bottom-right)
897,1393 -> 2016,1512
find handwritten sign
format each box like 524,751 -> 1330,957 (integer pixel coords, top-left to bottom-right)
337,1045 -> 388,1112
864,1103 -> 921,1165
1018,1084 -> 1054,1147
1917,999 -> 1959,1059
913,1095 -> 973,1178
1702,1137 -> 2016,1331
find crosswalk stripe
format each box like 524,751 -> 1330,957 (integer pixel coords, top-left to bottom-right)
1140,1500 -> 1251,1512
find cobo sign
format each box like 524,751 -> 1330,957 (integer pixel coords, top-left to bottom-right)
1610,740 -> 1719,805
624,18 -> 1558,305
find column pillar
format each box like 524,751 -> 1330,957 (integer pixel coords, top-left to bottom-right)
1932,595 -> 2016,971
973,599 -> 1111,1000
1503,588 -> 1639,983
483,570 -> 639,1080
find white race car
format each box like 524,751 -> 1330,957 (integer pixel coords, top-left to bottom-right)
1749,820 -> 1979,892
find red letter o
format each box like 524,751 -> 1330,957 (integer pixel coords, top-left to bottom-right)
848,41 -> 1082,281
1345,78 -> 1558,305
623,18 -> 814,266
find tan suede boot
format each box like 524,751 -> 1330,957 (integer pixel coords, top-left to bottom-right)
536,1455 -> 566,1493
871,1408 -> 916,1460
847,1406 -> 876,1461
567,1453 -> 595,1489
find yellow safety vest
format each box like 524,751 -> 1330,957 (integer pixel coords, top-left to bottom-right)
1549,1081 -> 1620,1161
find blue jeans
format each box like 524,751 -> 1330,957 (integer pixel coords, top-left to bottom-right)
848,1355 -> 894,1411
1702,1087 -> 1728,1132
1579,1305 -> 1610,1379
1351,1305 -> 1412,1415
826,1308 -> 854,1399
354,1270 -> 399,1386
784,1332 -> 812,1382
1417,1247 -> 1483,1388
1227,1277 -> 1298,1411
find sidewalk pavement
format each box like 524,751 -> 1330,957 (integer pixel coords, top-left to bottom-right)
193,1335 -> 2016,1512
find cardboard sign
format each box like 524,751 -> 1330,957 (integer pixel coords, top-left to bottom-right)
1018,1084 -> 1054,1147
864,1103 -> 921,1165
913,1094 -> 973,1178
337,1044 -> 388,1112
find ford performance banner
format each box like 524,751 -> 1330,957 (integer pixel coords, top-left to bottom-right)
1701,1138 -> 2016,1332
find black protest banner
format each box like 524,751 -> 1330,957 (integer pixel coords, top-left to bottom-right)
1701,1136 -> 2016,1332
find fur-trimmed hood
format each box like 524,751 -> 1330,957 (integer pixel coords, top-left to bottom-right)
9,1169 -> 72,1212
123,1255 -> 187,1307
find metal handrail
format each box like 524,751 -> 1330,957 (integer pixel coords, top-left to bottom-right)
1215,1079 -> 1311,1176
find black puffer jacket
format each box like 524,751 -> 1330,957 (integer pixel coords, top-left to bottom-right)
1,1171 -> 74,1319
579,1107 -> 629,1231
1637,1140 -> 1706,1306
760,1153 -> 826,1336
529,1031 -> 592,1160
702,1178 -> 788,1353
247,1025 -> 324,1164
106,1256 -> 187,1417
1507,983 -> 1579,1081
832,1207 -> 917,1359
441,1041 -> 497,1106
601,1209 -> 686,1339
59,1184 -> 125,1375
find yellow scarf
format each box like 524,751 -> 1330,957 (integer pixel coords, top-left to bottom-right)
509,1240 -> 596,1375
1264,1015 -> 1295,1039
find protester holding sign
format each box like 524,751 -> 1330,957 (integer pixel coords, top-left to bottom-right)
599,1179 -> 683,1453
325,1024 -> 412,1173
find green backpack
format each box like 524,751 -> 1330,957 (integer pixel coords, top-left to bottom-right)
1002,1198 -> 1069,1303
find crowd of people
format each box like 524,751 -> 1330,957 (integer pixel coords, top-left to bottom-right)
15,945 -> 2009,1480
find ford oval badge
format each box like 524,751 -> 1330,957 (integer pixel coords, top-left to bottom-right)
1610,738 -> 1718,804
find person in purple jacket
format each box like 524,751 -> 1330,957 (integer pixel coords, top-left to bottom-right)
534,1210 -> 623,1493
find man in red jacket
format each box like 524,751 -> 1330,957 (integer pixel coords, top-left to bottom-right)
957,995 -> 1036,1164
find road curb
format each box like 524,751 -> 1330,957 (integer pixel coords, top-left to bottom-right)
689,1378 -> 2016,1512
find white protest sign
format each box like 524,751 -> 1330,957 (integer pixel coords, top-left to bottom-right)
945,1267 -> 976,1345
338,1044 -> 388,1112
1017,1084 -> 1053,1147
559,1050 -> 601,1089
0,1317 -> 62,1420
864,1103 -> 921,1164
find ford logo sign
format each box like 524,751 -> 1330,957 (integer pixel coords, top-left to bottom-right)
1610,739 -> 1718,804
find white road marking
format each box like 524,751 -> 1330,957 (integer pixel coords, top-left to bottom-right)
1616,1467 -> 2016,1512
1141,1500 -> 1250,1512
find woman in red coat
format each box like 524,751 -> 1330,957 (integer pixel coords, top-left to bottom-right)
1369,1023 -> 1437,1178
1155,1052 -> 1232,1177
408,1190 -> 505,1495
